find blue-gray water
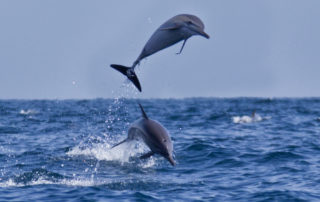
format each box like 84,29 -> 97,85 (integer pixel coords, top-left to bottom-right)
1,98 -> 320,201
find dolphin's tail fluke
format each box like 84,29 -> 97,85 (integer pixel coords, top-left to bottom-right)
110,64 -> 142,92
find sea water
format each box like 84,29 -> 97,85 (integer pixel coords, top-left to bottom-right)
1,98 -> 320,201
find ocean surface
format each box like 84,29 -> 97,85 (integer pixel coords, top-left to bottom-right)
1,97 -> 320,201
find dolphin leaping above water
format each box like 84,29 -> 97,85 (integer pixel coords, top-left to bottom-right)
110,14 -> 210,92
112,104 -> 176,166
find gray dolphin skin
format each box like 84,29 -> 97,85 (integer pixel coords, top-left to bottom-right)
110,14 -> 209,92
112,104 -> 176,166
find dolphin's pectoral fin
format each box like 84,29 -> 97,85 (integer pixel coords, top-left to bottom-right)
111,138 -> 128,149
139,151 -> 155,159
176,39 -> 187,55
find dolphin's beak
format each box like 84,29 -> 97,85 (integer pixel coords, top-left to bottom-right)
167,155 -> 176,166
198,29 -> 210,39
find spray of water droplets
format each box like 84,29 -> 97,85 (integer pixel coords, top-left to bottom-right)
66,80 -> 148,183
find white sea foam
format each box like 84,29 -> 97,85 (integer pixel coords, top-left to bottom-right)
232,113 -> 265,124
0,179 -> 19,187
140,157 -> 156,168
0,177 -> 106,188
0,178 -> 54,187
60,178 -> 99,187
67,140 -> 148,164
19,109 -> 38,115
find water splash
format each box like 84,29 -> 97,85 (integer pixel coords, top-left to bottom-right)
0,176 -> 102,188
232,113 -> 265,124
67,140 -> 148,164
19,109 -> 38,115
140,157 -> 156,168
105,80 -> 139,134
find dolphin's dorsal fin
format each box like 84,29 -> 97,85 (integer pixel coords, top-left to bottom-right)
139,103 -> 149,120
252,110 -> 256,118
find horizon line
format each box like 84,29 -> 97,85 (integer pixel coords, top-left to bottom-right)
0,96 -> 319,101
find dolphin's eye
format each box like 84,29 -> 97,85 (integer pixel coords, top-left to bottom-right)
163,139 -> 167,143
187,21 -> 193,25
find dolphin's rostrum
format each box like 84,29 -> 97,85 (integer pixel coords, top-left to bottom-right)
110,14 -> 209,92
112,104 -> 176,166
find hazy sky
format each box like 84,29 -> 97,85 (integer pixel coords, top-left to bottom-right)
0,0 -> 319,99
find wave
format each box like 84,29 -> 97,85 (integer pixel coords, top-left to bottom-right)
0,168 -> 162,188
0,176 -> 99,188
249,190 -> 308,201
232,115 -> 261,123
232,113 -> 270,124
0,168 -> 66,187
257,151 -> 304,163
19,109 -> 38,115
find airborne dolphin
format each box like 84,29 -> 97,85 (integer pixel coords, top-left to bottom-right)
110,14 -> 210,92
112,104 -> 175,166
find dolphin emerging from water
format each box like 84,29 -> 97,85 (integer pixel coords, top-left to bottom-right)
112,104 -> 176,166
110,14 -> 210,92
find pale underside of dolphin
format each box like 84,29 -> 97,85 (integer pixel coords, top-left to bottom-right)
112,104 -> 175,166
110,14 -> 210,92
